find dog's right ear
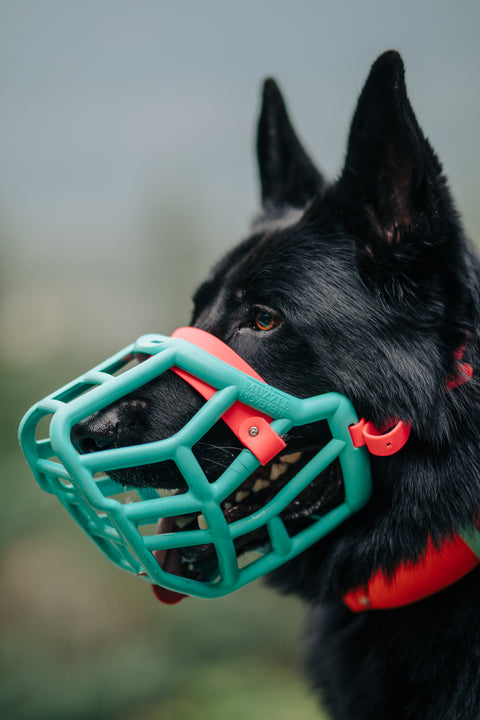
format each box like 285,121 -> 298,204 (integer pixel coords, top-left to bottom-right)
257,78 -> 325,211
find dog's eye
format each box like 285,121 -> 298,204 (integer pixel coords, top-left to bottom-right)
254,310 -> 279,332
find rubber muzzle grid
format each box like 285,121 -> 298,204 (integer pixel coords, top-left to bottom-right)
18,330 -> 372,600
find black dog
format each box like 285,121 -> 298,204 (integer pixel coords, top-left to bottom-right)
73,52 -> 480,719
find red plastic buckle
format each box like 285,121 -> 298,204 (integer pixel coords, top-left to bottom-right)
349,418 -> 411,457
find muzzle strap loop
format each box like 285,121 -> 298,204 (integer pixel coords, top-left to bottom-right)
349,418 -> 411,456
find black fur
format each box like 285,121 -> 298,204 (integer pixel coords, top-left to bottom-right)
73,52 -> 480,718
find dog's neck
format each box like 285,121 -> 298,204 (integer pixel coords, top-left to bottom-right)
344,345 -> 480,612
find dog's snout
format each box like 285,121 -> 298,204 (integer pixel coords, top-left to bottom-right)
71,410 -> 119,454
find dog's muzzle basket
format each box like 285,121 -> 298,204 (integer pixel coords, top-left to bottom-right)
18,329 -> 372,600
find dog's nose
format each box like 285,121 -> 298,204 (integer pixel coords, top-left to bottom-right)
71,410 -> 118,454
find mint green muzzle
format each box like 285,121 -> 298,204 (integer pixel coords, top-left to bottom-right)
18,330 -> 372,600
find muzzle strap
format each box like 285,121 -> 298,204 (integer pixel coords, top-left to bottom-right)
170,327 -> 286,465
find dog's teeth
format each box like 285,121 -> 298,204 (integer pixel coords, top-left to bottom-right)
280,451 -> 302,465
270,462 -> 288,481
253,478 -> 271,493
158,488 -> 179,498
197,513 -> 208,530
235,490 -> 250,503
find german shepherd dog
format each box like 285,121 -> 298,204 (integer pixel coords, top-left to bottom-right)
73,52 -> 480,719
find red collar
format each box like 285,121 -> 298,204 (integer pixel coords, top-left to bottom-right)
344,524 -> 480,611
344,346 -> 478,612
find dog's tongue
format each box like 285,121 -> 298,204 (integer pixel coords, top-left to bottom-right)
151,583 -> 187,604
151,517 -> 188,605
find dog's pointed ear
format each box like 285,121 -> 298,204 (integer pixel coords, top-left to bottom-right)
333,51 -> 454,281
257,78 -> 325,210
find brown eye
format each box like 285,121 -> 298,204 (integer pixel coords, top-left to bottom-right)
254,310 -> 278,332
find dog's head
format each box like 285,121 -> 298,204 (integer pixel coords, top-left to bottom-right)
62,51 -> 480,601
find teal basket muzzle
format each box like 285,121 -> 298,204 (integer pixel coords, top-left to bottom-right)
18,328 -> 372,601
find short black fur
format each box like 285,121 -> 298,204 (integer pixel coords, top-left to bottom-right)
73,52 -> 480,719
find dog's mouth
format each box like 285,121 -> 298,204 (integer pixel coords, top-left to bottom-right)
73,402 -> 345,602
149,440 -> 344,602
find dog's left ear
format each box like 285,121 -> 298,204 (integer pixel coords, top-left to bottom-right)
332,51 -> 459,289
257,78 -> 325,210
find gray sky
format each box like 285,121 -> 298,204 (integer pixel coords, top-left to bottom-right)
1,1 -> 480,362
2,1 -> 480,248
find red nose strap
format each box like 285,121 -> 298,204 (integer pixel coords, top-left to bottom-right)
170,327 -> 286,465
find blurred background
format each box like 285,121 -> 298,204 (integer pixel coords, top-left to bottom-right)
1,2 -> 480,718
